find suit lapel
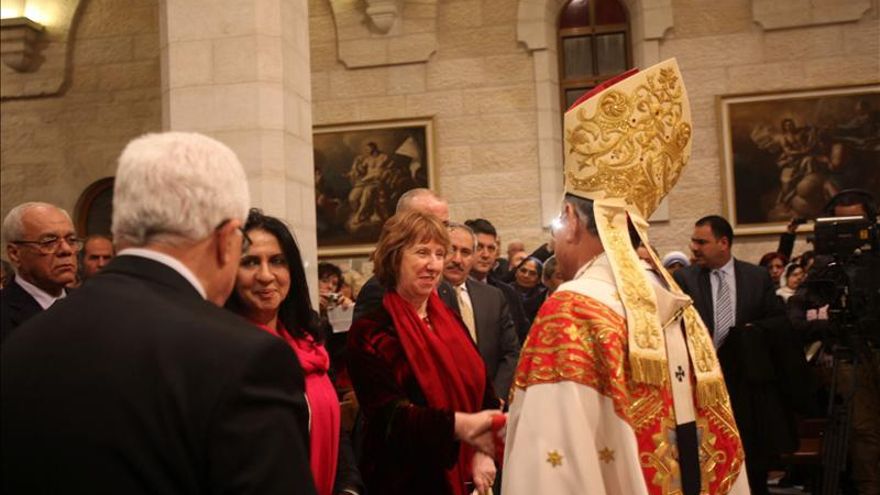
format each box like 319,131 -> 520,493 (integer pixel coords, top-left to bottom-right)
733,259 -> 745,326
437,279 -> 460,314
5,279 -> 43,323
697,268 -> 714,332
465,280 -> 484,336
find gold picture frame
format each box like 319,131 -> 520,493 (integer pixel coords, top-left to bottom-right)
314,117 -> 435,256
718,84 -> 879,235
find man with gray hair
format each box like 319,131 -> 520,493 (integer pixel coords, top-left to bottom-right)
1,202 -> 79,341
443,222 -> 520,400
2,132 -> 316,494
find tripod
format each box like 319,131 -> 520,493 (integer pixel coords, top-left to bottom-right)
819,341 -> 857,495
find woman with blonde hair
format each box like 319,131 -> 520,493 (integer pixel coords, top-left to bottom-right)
348,210 -> 503,495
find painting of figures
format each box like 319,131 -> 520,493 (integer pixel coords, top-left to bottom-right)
719,85 -> 879,234
314,118 -> 433,254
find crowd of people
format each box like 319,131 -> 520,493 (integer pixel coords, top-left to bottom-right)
2,59 -> 878,495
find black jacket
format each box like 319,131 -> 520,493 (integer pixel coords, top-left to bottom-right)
673,259 -> 809,465
1,255 -> 317,494
0,276 -> 45,342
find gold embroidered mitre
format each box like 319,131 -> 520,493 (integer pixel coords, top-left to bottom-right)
563,58 -> 691,217
561,59 -> 727,401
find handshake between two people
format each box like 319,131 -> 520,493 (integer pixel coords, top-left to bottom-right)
455,409 -> 508,495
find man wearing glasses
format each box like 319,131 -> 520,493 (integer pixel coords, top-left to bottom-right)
1,202 -> 80,341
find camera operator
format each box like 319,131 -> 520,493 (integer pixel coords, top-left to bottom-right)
788,189 -> 879,495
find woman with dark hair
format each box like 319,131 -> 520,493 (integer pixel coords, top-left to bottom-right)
226,209 -> 362,495
759,251 -> 788,287
511,256 -> 548,324
348,210 -> 503,495
776,263 -> 805,302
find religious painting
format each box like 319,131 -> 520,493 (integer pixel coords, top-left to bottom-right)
314,118 -> 434,255
719,85 -> 880,234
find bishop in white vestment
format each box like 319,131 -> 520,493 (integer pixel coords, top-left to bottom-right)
502,59 -> 750,495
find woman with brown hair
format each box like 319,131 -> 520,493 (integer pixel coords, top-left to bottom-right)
348,210 -> 503,495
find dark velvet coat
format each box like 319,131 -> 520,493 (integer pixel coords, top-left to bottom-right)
347,306 -> 500,495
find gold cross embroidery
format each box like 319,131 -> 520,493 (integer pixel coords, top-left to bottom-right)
546,450 -> 563,467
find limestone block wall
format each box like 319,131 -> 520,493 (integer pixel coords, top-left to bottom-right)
0,0 -> 161,242
310,0 -> 548,251
311,0 -> 880,264
655,0 -> 879,263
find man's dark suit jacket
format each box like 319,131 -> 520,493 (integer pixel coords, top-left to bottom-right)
485,274 -> 530,344
0,275 -> 45,342
465,278 -> 520,400
673,258 -> 808,485
1,255 -> 317,494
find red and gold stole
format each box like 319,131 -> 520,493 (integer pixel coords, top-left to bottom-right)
514,291 -> 745,495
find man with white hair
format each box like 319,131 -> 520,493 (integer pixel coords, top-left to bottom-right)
1,202 -> 79,341
1,132 -> 317,494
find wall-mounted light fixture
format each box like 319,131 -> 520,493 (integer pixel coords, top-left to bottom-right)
1,15 -> 45,72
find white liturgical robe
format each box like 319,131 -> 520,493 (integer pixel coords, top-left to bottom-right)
502,254 -> 750,495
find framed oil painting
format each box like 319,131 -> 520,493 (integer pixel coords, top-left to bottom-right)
719,85 -> 879,234
314,118 -> 434,255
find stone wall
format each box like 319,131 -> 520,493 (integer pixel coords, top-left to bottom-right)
0,0 -> 161,241
310,0 -> 880,264
310,0 -> 546,253
658,0 -> 879,263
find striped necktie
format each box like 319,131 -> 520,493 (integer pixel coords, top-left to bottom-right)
713,269 -> 733,349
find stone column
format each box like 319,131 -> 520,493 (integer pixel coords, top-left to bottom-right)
159,0 -> 318,300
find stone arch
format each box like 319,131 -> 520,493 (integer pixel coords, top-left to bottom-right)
516,0 -> 674,225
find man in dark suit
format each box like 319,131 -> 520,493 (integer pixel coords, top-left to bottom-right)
1,132 -> 316,494
353,188 -> 456,320
464,218 -> 531,343
444,223 -> 520,401
1,202 -> 79,342
673,215 -> 791,495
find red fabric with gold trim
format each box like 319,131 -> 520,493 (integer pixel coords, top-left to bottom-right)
514,290 -> 744,495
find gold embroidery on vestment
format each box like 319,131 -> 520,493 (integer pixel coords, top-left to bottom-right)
547,450 -> 563,467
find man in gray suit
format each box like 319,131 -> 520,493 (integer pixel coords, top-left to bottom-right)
444,222 -> 520,402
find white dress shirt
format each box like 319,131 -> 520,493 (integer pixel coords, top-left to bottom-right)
117,248 -> 207,300
14,275 -> 67,310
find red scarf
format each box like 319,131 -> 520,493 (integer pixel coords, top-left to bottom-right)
383,290 -> 486,495
255,323 -> 340,495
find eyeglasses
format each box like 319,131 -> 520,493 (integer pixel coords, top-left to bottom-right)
12,235 -> 83,254
216,219 -> 252,252
239,227 -> 252,252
